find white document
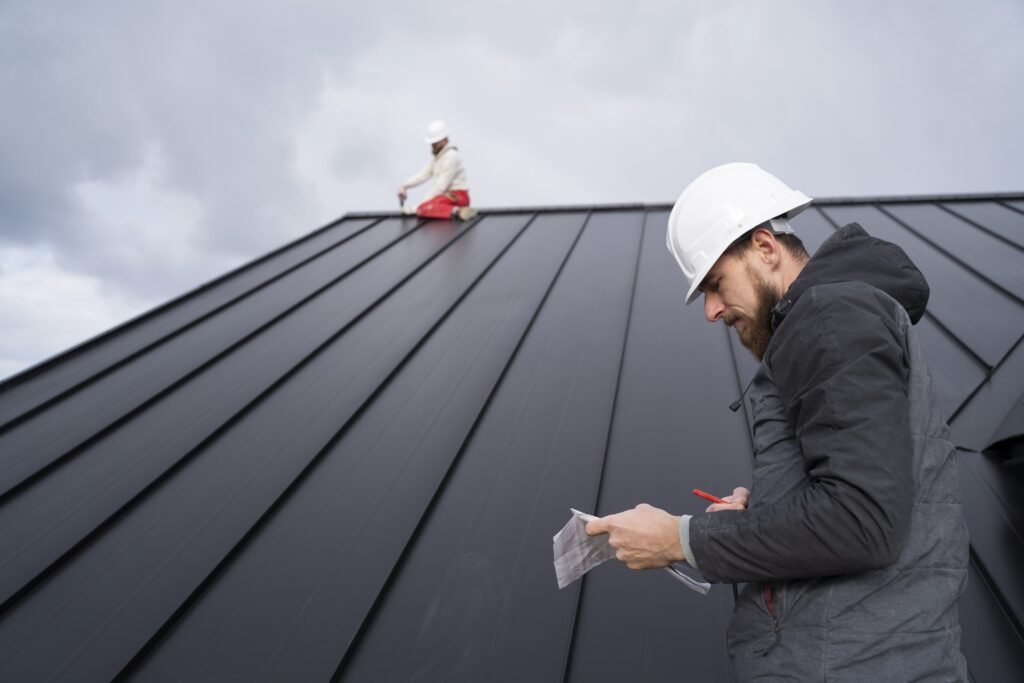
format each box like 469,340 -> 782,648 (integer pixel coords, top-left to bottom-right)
553,509 -> 617,589
553,509 -> 711,595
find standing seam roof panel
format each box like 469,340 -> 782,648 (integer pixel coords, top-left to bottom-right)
958,453 -> 1024,626
567,211 -> 752,682
1,195 -> 1022,682
879,203 -> 1024,302
126,212 -> 590,680
821,205 -> 1024,368
940,201 -> 1024,251
339,211 -> 644,682
0,217 -> 381,427
0,215 -> 530,681
0,217 -> 424,499
0,217 -> 479,612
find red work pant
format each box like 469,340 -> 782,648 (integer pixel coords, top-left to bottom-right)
416,190 -> 471,219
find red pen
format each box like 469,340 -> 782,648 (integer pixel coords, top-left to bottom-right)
692,488 -> 727,505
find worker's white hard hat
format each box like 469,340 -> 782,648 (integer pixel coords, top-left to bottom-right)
666,162 -> 812,305
425,120 -> 450,144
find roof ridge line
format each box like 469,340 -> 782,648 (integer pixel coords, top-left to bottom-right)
341,191 -> 1024,219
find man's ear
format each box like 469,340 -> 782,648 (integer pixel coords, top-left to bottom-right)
750,227 -> 781,266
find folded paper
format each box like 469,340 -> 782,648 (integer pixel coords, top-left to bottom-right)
553,509 -> 711,594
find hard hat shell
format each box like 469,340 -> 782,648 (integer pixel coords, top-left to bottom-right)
425,120 -> 450,144
666,162 -> 812,305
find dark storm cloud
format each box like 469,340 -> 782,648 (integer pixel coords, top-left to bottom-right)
1,0 -> 1023,378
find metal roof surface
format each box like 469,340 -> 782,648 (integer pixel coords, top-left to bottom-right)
1,195 -> 1023,681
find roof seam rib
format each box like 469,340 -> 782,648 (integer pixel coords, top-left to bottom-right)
949,331 -> 1024,426
937,204 -> 1024,254
561,209 -> 646,683
967,546 -> 1024,650
997,199 -> 1024,217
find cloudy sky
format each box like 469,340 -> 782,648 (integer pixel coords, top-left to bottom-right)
1,0 -> 1022,381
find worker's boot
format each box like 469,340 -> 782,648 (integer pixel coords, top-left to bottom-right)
456,206 -> 478,221
402,205 -> 418,215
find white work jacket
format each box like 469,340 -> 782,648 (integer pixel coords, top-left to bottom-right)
402,144 -> 469,200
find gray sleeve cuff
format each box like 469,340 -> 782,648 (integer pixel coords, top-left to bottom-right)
678,514 -> 698,570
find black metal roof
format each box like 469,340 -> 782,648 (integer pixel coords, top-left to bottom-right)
1,194 -> 1023,681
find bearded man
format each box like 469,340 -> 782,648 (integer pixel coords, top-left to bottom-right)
586,163 -> 969,681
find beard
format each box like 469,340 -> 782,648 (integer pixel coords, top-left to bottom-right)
729,267 -> 782,360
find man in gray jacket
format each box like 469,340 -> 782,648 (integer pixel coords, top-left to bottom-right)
586,163 -> 969,680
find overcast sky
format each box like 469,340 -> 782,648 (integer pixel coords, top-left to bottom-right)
1,0 -> 1022,381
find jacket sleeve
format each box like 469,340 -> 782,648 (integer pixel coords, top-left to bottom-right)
402,159 -> 433,189
424,150 -> 459,199
688,283 -> 915,583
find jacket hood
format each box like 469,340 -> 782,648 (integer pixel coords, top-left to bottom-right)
772,223 -> 930,329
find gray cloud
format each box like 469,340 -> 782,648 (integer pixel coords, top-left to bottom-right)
2,0 -> 1023,378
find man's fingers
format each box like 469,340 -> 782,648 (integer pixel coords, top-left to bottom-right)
625,558 -> 656,570
585,518 -> 610,536
706,501 -> 746,512
733,487 -> 751,503
705,486 -> 751,513
616,551 -> 648,570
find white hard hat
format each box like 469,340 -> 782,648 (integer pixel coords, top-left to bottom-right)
425,120 -> 450,144
666,162 -> 812,305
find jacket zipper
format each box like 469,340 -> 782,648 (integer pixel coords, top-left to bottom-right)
760,582 -> 781,656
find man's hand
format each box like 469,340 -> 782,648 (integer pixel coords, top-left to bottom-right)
584,504 -> 684,570
397,186 -> 407,202
705,487 -> 750,512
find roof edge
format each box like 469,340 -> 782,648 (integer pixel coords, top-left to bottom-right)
345,191 -> 1024,219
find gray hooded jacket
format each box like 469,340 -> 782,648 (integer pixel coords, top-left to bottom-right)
687,224 -> 969,681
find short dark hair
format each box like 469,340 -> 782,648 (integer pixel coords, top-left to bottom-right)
721,224 -> 809,262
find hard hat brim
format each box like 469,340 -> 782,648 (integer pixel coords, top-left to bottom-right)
680,193 -> 813,305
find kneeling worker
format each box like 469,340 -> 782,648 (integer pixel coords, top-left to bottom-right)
398,120 -> 477,221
